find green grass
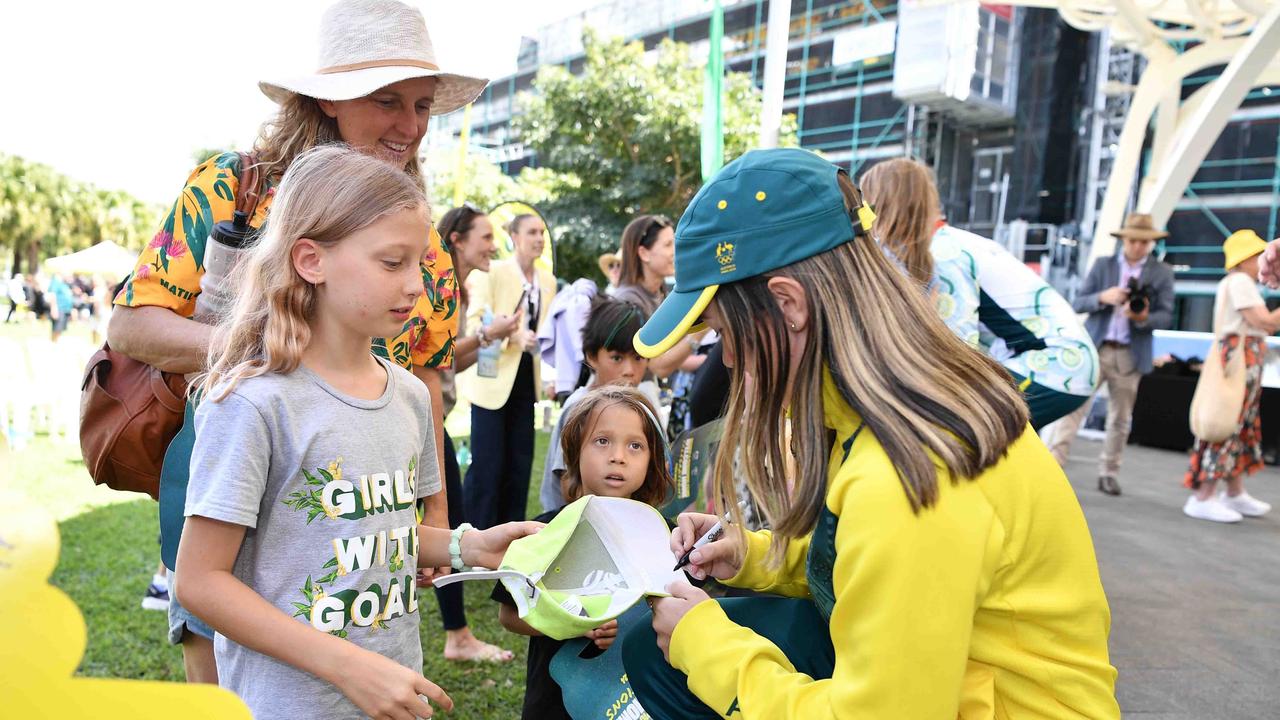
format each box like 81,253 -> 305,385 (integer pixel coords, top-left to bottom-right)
53,499 -> 184,679
3,318 -> 555,718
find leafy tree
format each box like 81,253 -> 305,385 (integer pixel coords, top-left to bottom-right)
0,154 -> 159,275
424,149 -> 519,215
424,150 -> 578,270
513,29 -> 798,282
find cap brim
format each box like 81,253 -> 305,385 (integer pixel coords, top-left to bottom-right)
634,285 -> 717,358
260,66 -> 488,116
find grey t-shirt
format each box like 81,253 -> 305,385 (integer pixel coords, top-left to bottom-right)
186,357 -> 440,720
538,385 -> 589,514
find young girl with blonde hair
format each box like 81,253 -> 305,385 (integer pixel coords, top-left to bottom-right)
175,145 -> 538,720
110,0 -> 485,680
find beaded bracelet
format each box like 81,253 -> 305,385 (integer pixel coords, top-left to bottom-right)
449,523 -> 474,572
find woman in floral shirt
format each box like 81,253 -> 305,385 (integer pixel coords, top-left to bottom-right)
109,0 -> 491,682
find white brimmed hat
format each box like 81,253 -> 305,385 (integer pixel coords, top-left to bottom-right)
259,0 -> 488,116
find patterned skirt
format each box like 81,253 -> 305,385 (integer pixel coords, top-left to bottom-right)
1184,335 -> 1266,489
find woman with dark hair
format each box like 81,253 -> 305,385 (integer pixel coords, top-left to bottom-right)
623,149 -> 1119,719
613,215 -> 704,379
463,213 -> 556,528
432,205 -> 521,662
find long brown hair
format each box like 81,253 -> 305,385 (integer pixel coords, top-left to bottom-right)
559,386 -> 673,507
253,93 -> 424,185
712,172 -> 1027,564
198,145 -> 428,401
618,214 -> 673,288
437,204 -> 487,306
859,158 -> 941,286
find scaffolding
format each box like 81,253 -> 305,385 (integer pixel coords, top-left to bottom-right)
429,0 -> 1280,332
429,1 -> 916,173
1079,35 -> 1141,250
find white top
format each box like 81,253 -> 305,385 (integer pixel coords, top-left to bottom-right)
1214,271 -> 1267,339
931,225 -> 1099,396
521,264 -> 542,331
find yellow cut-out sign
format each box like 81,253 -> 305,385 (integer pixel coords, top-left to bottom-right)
0,490 -> 251,718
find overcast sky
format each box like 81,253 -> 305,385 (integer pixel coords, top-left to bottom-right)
0,0 -> 599,204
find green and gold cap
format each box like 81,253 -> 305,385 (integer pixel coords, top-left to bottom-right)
634,148 -> 874,357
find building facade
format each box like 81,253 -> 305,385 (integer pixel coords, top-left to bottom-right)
428,0 -> 1280,330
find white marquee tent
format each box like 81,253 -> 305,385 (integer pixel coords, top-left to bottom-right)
42,241 -> 138,280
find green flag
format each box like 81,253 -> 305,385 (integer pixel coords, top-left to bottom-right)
701,0 -> 724,182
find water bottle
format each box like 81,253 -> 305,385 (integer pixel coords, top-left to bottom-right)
194,210 -> 256,323
476,309 -> 501,378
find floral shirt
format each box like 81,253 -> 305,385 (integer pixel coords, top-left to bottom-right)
115,152 -> 456,369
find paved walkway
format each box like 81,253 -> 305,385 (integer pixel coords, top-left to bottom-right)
1058,438 -> 1280,718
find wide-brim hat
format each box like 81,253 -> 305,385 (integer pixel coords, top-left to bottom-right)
597,251 -> 621,277
259,0 -> 488,116
1110,212 -> 1169,241
1223,229 -> 1268,270
634,148 -> 876,358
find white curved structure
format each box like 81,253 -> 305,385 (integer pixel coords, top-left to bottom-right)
1013,0 -> 1280,259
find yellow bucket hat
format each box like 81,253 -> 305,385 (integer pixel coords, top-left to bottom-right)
1223,229 -> 1268,270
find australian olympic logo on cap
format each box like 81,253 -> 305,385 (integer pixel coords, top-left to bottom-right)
715,241 -> 736,274
635,148 -> 867,359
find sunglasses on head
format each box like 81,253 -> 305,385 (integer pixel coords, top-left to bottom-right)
639,215 -> 673,246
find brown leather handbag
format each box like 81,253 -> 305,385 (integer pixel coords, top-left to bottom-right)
79,153 -> 263,498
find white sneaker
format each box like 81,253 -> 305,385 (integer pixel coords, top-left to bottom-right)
1218,490 -> 1272,517
1183,495 -> 1243,523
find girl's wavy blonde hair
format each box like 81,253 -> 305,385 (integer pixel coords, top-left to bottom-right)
198,144 -> 427,401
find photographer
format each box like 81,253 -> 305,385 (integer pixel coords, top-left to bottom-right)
1046,213 -> 1175,496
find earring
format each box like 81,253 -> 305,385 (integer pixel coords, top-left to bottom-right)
789,322 -> 797,331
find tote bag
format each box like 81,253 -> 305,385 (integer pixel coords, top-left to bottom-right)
1189,277 -> 1250,442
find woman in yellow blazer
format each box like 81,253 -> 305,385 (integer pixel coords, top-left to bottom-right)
622,149 -> 1120,719
462,213 -> 556,529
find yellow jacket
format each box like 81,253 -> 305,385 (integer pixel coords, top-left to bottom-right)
669,374 -> 1119,718
462,259 -> 556,410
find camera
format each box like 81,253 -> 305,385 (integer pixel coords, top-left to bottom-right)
1126,277 -> 1151,314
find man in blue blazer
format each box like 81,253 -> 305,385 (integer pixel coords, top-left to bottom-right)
1046,213 -> 1176,496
